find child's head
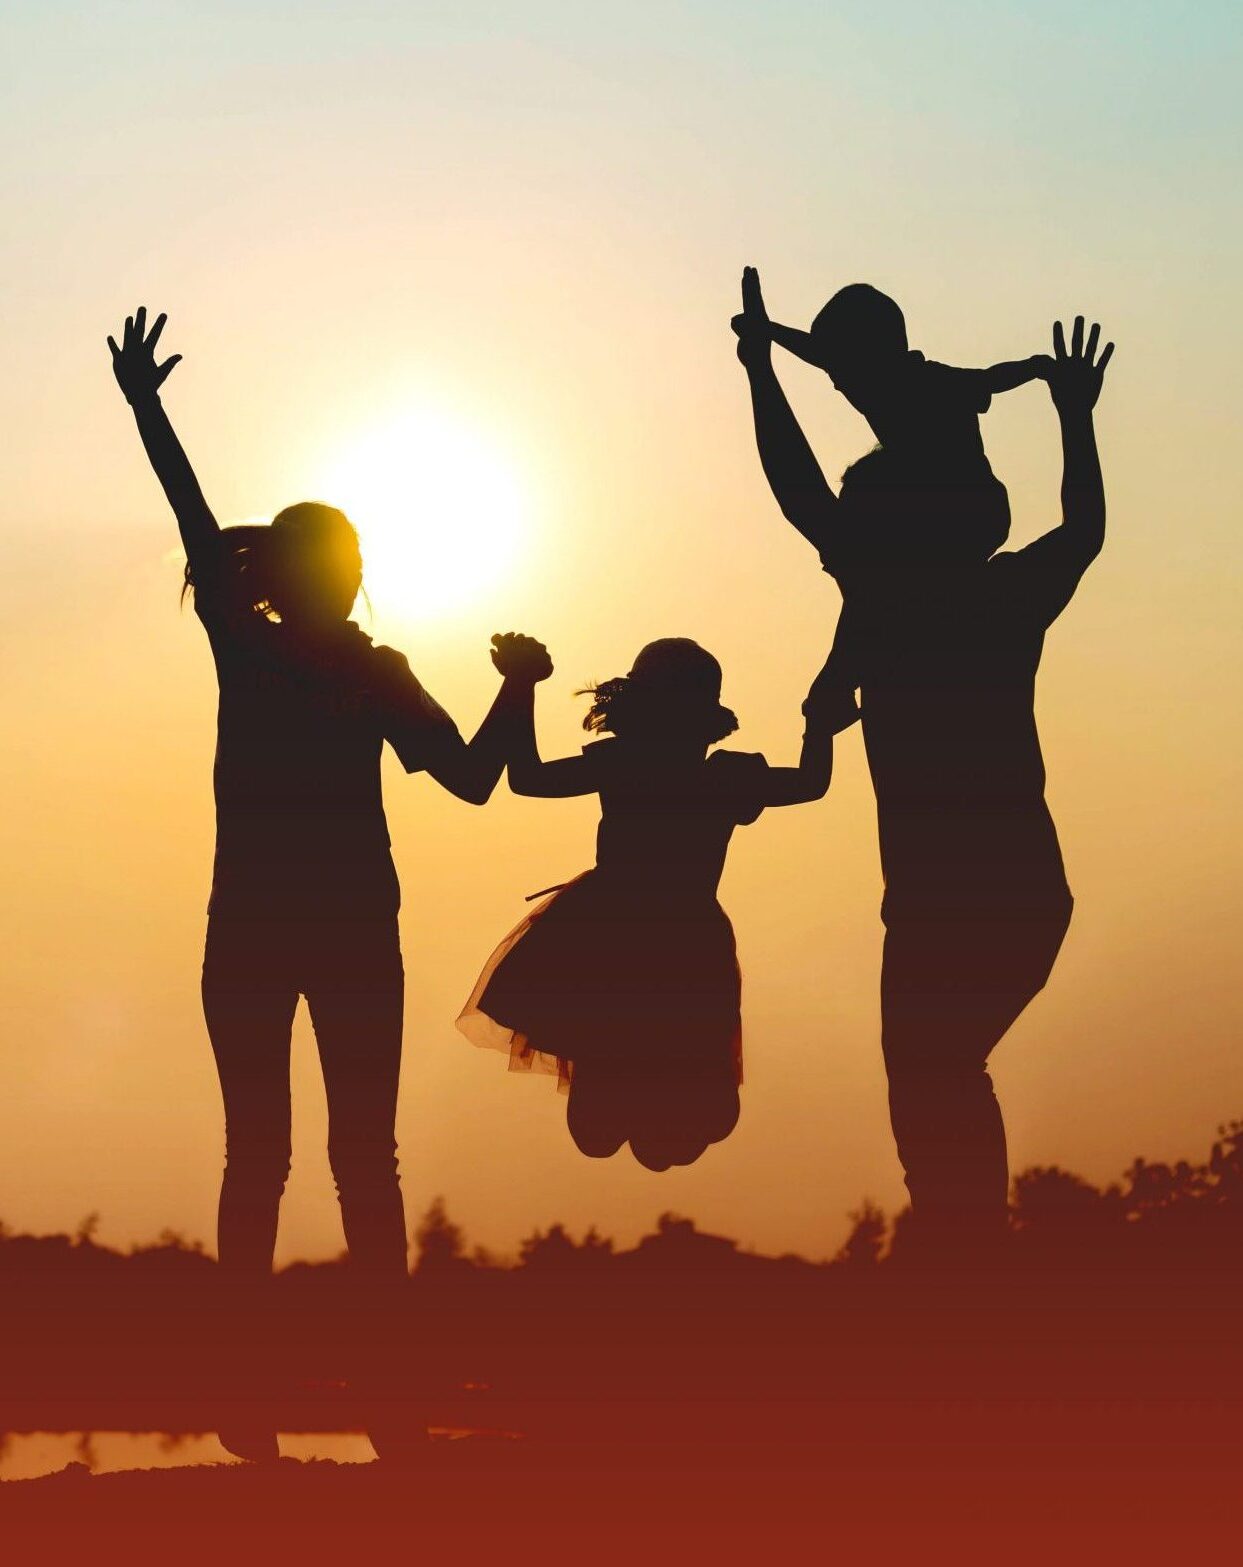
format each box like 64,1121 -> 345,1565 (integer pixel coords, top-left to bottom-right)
808,284 -> 908,402
835,448 -> 1010,569
582,638 -> 738,746
186,502 -> 363,625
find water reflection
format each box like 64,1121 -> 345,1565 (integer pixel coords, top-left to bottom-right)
0,1431 -> 377,1481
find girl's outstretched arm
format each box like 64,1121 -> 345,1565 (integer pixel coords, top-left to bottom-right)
505,668 -> 598,799
758,673 -> 858,807
107,308 -> 219,573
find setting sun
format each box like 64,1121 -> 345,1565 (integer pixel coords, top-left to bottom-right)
314,405 -> 531,620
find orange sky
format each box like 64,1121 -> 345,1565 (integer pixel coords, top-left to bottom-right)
1,2 -> 1240,1262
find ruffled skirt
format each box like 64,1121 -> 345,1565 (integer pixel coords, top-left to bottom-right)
457,871 -> 743,1167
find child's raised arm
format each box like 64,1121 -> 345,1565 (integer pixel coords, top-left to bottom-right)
107,308 -> 219,575
981,353 -> 1055,395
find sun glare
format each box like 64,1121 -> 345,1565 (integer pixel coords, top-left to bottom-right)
314,406 -> 531,621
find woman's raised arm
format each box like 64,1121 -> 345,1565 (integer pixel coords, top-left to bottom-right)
108,307 -> 219,574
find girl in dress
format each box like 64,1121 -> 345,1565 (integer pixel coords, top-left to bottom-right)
458,637 -> 844,1170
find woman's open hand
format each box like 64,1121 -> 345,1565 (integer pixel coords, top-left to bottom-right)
491,632 -> 553,685
1046,316 -> 1113,417
107,307 -> 182,405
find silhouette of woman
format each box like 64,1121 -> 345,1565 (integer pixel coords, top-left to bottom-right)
458,638 -> 843,1169
107,308 -> 551,1455
735,283 -> 1113,1255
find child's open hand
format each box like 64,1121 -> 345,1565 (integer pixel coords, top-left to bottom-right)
107,307 -> 182,405
1045,316 -> 1113,416
491,632 -> 553,685
731,266 -> 773,367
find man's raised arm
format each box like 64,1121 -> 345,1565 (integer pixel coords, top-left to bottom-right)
732,268 -> 842,567
1002,316 -> 1114,625
1051,317 -> 1111,563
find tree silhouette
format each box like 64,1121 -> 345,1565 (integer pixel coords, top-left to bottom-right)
834,1202 -> 887,1267
412,1197 -> 466,1272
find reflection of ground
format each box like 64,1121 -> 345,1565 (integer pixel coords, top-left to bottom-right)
6,1434 -> 1240,1566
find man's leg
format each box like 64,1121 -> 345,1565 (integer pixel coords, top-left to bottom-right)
880,907 -> 1071,1252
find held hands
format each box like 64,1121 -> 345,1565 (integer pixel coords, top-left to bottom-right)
107,307 -> 182,405
1044,316 -> 1114,416
802,662 -> 861,732
491,632 -> 553,686
731,265 -> 773,368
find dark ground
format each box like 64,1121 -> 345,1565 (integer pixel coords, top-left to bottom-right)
7,1129 -> 1243,1563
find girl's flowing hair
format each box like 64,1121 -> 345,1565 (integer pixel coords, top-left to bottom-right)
580,638 -> 739,746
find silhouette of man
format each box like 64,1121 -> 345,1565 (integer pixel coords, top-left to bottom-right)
736,282 -> 1113,1254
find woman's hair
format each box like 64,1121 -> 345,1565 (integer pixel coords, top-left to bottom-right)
181,523 -> 276,612
182,503 -> 362,618
580,638 -> 739,745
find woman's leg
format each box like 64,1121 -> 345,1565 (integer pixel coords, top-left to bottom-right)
201,919 -> 299,1277
201,917 -> 298,1463
304,919 -> 416,1457
305,919 -> 408,1284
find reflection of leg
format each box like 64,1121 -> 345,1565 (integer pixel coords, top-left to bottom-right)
881,909 -> 1070,1246
308,921 -> 408,1285
202,926 -> 298,1278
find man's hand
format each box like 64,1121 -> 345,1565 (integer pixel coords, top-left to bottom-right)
731,265 -> 773,368
107,307 -> 182,405
802,662 -> 861,732
1046,316 -> 1113,416
491,632 -> 553,685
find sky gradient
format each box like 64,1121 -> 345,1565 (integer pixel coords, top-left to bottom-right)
1,1 -> 1240,1262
